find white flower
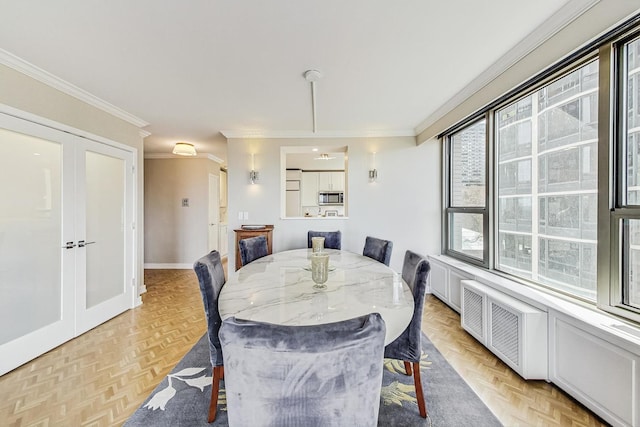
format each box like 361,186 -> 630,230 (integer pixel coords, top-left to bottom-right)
144,385 -> 176,411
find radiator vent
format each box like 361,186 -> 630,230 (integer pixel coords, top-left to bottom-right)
459,279 -> 548,380
462,287 -> 484,340
491,302 -> 519,366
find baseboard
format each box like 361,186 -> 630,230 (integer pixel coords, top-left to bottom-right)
144,263 -> 193,269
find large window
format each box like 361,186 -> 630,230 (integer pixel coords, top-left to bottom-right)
619,35 -> 640,313
496,61 -> 598,300
445,119 -> 487,264
442,22 -> 640,324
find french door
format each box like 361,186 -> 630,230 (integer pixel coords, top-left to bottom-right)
0,112 -> 135,375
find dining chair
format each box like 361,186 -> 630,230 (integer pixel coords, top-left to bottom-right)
307,230 -> 342,250
219,313 -> 386,427
384,250 -> 431,418
362,236 -> 393,266
238,235 -> 268,266
193,250 -> 227,423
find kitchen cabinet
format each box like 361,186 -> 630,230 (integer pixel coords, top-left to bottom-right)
301,172 -> 319,207
219,170 -> 228,207
318,171 -> 344,191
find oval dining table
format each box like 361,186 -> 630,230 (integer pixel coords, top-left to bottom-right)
218,248 -> 414,345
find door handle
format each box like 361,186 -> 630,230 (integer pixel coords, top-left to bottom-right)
78,240 -> 96,248
63,241 -> 76,249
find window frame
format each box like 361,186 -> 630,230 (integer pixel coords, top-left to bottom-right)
443,116 -> 490,268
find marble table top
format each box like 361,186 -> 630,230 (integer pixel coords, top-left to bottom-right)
219,248 -> 414,345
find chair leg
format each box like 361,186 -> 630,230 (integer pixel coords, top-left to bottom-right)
412,361 -> 427,418
403,360 -> 412,376
208,365 -> 224,423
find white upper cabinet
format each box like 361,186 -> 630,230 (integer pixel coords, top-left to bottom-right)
318,171 -> 344,191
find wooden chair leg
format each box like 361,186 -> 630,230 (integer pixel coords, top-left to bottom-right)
412,361 -> 427,418
208,365 -> 224,423
404,360 -> 412,376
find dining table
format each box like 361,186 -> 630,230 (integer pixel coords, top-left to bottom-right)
218,248 -> 414,345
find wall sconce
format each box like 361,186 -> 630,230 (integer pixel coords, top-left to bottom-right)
369,152 -> 378,183
249,153 -> 259,184
173,142 -> 197,156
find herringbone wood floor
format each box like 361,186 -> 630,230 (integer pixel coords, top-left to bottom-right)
0,264 -> 608,426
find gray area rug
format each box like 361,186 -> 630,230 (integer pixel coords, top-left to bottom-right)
125,333 -> 502,426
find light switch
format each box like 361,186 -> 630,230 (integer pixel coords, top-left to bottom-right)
238,211 -> 244,220
243,211 -> 249,220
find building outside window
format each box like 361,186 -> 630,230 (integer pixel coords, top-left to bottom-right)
496,61 -> 599,301
446,119 -> 486,263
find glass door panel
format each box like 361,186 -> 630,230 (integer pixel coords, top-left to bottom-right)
85,151 -> 125,308
0,128 -> 63,344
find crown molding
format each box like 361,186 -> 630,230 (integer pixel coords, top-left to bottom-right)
0,48 -> 149,129
414,0 -> 600,136
144,152 -> 224,163
139,129 -> 152,138
220,129 -> 416,139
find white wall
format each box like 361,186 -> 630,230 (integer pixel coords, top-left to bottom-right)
226,136 -> 441,272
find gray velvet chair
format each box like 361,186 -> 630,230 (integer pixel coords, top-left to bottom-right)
219,313 -> 386,427
238,235 -> 268,266
307,230 -> 342,250
193,250 -> 227,423
362,236 -> 393,266
384,250 -> 431,418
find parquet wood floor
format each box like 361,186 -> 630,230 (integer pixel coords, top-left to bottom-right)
0,263 -> 608,426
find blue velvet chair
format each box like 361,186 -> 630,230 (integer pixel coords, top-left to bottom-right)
384,250 -> 431,418
193,250 -> 226,422
362,236 -> 393,266
238,235 -> 269,266
307,230 -> 342,250
219,313 -> 386,427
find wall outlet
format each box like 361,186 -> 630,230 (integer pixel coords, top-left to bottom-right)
181,198 -> 189,207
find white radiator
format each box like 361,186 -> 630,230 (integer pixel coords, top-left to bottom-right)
461,280 -> 548,380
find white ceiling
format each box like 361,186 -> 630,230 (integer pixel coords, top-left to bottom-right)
0,0 -> 591,163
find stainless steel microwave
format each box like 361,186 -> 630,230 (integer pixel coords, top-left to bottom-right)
318,191 -> 344,205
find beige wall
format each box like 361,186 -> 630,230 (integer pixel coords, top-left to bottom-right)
418,0 -> 640,142
226,136 -> 442,272
0,62 -> 146,293
144,157 -> 221,265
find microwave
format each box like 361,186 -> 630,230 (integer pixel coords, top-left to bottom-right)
318,191 -> 344,205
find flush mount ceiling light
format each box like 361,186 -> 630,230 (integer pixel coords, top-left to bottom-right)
173,142 -> 197,156
314,153 -> 335,160
304,69 -> 322,133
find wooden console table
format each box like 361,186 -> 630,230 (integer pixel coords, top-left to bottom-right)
233,225 -> 274,271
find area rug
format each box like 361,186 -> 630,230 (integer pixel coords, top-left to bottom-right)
125,333 -> 502,426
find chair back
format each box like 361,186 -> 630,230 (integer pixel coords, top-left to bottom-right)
193,250 -> 226,367
307,230 -> 342,250
362,236 -> 393,266
384,250 -> 430,363
238,235 -> 269,266
220,313 -> 386,427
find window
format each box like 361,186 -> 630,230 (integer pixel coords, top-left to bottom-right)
495,61 -> 599,300
616,35 -> 640,314
445,119 -> 487,264
442,19 -> 640,324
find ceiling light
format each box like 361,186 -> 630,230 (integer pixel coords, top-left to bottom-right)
315,153 -> 335,160
173,142 -> 197,156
